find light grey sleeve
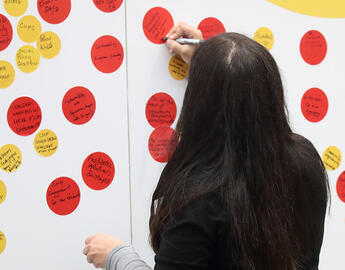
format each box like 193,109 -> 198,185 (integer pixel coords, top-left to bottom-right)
106,243 -> 153,270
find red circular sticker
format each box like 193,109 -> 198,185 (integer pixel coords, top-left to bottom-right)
46,177 -> 80,215
300,30 -> 327,65
142,7 -> 174,44
93,0 -> 123,13
301,88 -> 328,123
198,17 -> 226,40
146,92 -> 177,128
82,152 -> 115,190
62,86 -> 96,125
148,127 -> 179,163
0,14 -> 12,51
7,97 -> 42,136
37,0 -> 71,24
91,35 -> 124,73
337,172 -> 345,203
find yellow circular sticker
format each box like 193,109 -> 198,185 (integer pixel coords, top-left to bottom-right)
0,144 -> 22,173
16,45 -> 40,73
4,0 -> 28,17
323,146 -> 342,170
37,31 -> 61,59
169,54 -> 189,80
0,61 -> 15,88
0,180 -> 6,205
34,129 -> 58,157
254,27 -> 274,51
0,231 -> 6,254
17,15 -> 42,43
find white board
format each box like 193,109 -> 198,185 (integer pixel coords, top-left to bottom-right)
0,1 -> 131,269
126,1 -> 345,269
0,0 -> 344,269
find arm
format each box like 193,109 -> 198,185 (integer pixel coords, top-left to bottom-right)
106,244 -> 152,270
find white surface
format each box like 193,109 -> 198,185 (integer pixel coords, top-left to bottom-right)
0,1 -> 131,270
126,0 -> 345,269
0,0 -> 344,269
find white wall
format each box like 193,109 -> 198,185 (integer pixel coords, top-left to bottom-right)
0,0 -> 343,269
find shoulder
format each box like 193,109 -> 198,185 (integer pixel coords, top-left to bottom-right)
290,133 -> 316,148
288,133 -> 325,174
289,133 -> 322,161
288,133 -> 328,200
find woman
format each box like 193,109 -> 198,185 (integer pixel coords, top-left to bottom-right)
83,22 -> 329,270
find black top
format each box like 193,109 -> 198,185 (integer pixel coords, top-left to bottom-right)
154,194 -> 234,270
154,135 -> 326,270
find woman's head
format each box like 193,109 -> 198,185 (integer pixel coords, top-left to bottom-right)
177,33 -> 290,150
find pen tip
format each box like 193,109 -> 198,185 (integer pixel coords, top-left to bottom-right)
162,37 -> 168,41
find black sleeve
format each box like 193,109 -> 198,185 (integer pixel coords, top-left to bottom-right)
154,196 -> 225,270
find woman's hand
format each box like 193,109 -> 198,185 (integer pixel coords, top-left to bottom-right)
166,22 -> 203,65
83,233 -> 125,268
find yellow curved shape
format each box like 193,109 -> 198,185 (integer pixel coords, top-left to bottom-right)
267,0 -> 345,18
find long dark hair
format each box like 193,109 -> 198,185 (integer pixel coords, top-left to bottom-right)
150,33 -> 329,270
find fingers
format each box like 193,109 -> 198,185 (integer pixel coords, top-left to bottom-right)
87,254 -> 93,263
165,21 -> 202,64
85,251 -> 105,268
83,245 -> 90,255
84,237 -> 96,266
85,235 -> 94,245
166,39 -> 194,65
166,39 -> 186,54
166,22 -> 203,40
84,246 -> 99,267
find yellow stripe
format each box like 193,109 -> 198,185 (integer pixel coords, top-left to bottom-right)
267,0 -> 345,18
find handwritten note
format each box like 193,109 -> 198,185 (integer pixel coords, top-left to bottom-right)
198,17 -> 225,40
16,45 -> 40,73
0,14 -> 13,51
142,7 -> 174,44
93,0 -> 123,13
62,86 -> 96,125
0,180 -> 7,205
4,0 -> 28,17
37,31 -> 61,59
337,172 -> 345,203
0,60 -> 15,88
46,177 -> 80,215
37,0 -> 71,24
7,96 -> 42,136
34,129 -> 58,157
17,15 -> 42,43
322,146 -> 342,170
301,88 -> 328,122
91,35 -> 124,73
0,144 -> 22,173
82,152 -> 115,190
300,30 -> 327,65
148,127 -> 179,163
145,92 -> 177,128
254,27 -> 274,50
169,54 -> 189,80
0,231 -> 6,255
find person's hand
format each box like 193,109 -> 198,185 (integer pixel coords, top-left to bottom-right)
83,233 -> 125,268
166,22 -> 203,65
